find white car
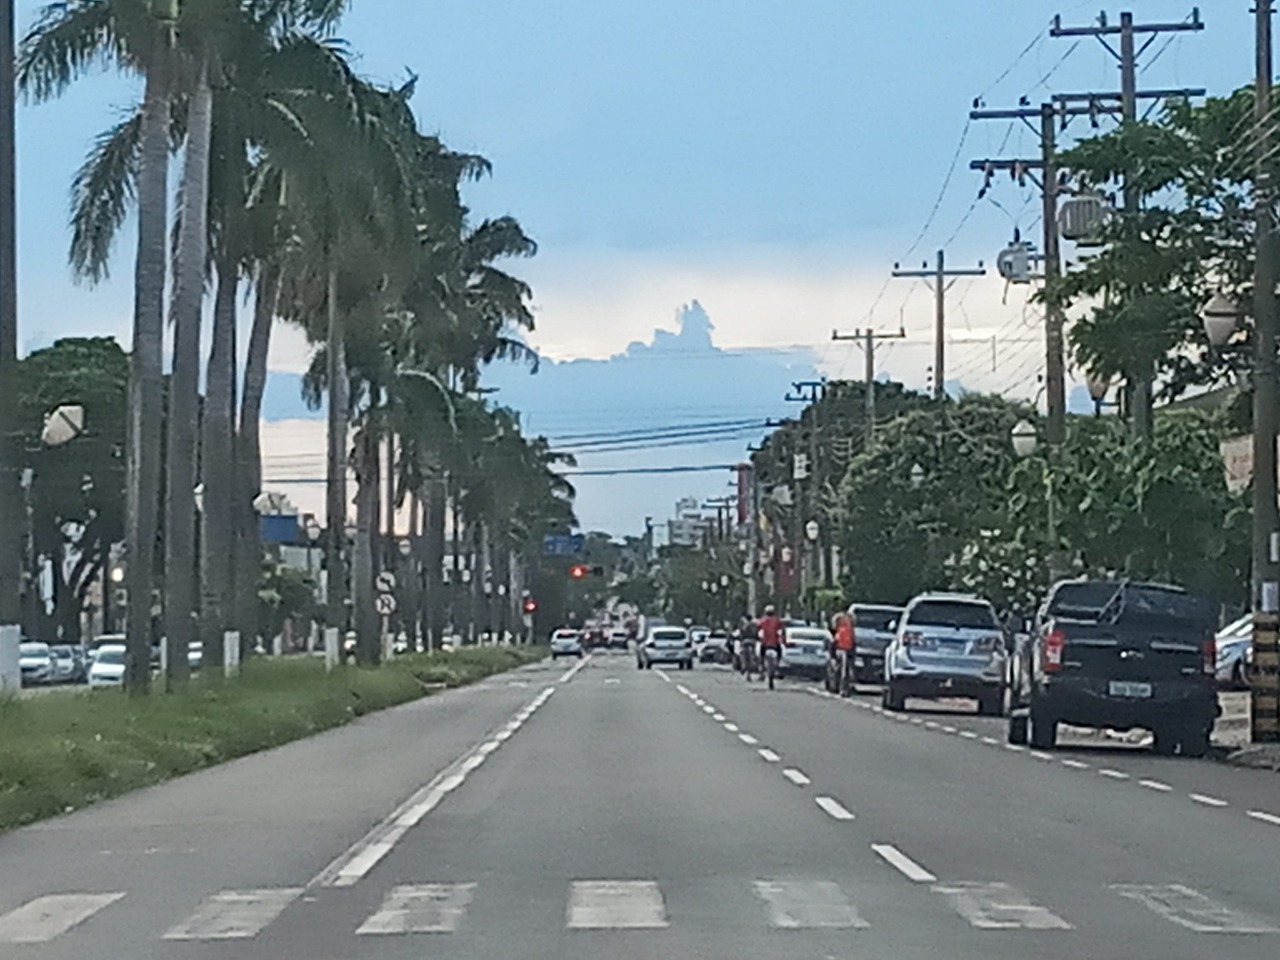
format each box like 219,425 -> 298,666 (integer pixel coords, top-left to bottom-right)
88,644 -> 127,688
883,593 -> 1006,714
19,642 -> 54,686
550,629 -> 584,659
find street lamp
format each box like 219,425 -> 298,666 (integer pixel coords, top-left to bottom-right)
397,537 -> 412,558
1200,291 -> 1242,347
720,573 -> 730,587
1011,420 -> 1058,579
1010,419 -> 1038,459
910,463 -> 925,489
805,519 -> 820,542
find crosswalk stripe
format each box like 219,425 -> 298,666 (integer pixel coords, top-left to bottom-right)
162,888 -> 302,941
932,882 -> 1072,930
754,880 -> 868,929
1111,884 -> 1279,933
356,884 -> 476,935
0,893 -> 125,944
567,881 -> 668,929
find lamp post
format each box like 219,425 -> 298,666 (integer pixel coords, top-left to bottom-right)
397,537 -> 413,644
910,463 -> 925,489
1011,419 -> 1059,581
304,515 -> 322,580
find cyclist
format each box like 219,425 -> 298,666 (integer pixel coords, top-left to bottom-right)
832,610 -> 855,697
757,605 -> 783,689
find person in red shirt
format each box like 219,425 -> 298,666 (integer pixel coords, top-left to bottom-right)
756,605 -> 784,684
832,611 -> 855,697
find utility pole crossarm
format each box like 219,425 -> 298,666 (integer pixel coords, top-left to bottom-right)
1050,11 -> 1203,38
891,250 -> 985,401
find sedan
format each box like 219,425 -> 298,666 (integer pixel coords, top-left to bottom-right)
780,627 -> 829,680
637,627 -> 694,670
88,645 -> 127,688
48,644 -> 79,684
19,642 -> 54,686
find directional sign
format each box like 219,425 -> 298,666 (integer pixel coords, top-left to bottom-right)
375,593 -> 398,616
543,533 -> 585,556
375,571 -> 397,593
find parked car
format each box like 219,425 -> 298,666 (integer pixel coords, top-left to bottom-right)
1007,579 -> 1219,756
1215,613 -> 1253,689
637,626 -> 694,670
607,630 -> 631,651
550,628 -> 585,659
848,603 -> 904,683
882,593 -> 1006,715
780,625 -> 829,680
88,644 -> 127,688
47,644 -> 78,683
19,642 -> 54,686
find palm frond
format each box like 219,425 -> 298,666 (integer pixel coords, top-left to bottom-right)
69,108 -> 143,282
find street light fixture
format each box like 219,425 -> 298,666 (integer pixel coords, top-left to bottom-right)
910,463 -> 925,489
1010,419 -> 1038,459
720,573 -> 730,587
1201,291 -> 1243,347
397,537 -> 412,558
805,519 -> 820,542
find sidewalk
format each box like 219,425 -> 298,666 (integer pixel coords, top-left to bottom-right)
1215,691 -> 1280,770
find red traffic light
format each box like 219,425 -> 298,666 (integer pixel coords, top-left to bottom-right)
522,598 -> 538,614
569,564 -> 589,580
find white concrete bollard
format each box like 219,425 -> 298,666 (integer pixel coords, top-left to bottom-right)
223,631 -> 241,677
324,627 -> 340,671
0,626 -> 20,694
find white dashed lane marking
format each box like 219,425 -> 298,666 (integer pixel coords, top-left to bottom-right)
1248,810 -> 1280,827
782,768 -> 811,786
758,749 -> 781,762
739,733 -> 759,745
871,844 -> 936,883
1098,769 -> 1130,780
815,797 -> 856,821
1139,779 -> 1172,792
724,723 -> 740,732
1060,759 -> 1089,769
1189,793 -> 1228,808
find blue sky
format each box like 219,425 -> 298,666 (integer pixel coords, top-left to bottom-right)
13,1 -> 1261,533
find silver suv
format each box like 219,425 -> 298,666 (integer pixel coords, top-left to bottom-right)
883,593 -> 1006,715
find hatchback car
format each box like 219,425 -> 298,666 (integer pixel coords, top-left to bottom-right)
637,626 -> 694,670
19,642 -> 54,686
883,593 -> 1006,714
550,628 -> 585,659
780,626 -> 829,680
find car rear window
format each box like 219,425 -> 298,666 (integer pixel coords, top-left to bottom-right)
1048,582 -> 1213,626
553,631 -> 578,640
908,600 -> 998,630
787,630 -> 828,644
853,606 -> 902,632
650,629 -> 686,643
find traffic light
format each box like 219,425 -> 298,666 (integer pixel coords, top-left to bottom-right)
522,597 -> 538,614
569,564 -> 589,580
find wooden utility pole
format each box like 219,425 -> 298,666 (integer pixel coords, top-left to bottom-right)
831,326 -> 906,446
892,251 -> 985,401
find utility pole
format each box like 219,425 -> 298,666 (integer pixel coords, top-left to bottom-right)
0,0 -> 18,630
785,381 -> 826,598
1049,9 -> 1204,436
1250,0 -> 1279,744
892,251 -> 985,401
831,326 -> 906,446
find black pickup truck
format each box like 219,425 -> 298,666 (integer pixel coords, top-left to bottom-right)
1007,579 -> 1219,756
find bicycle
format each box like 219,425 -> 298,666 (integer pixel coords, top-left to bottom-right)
763,646 -> 779,690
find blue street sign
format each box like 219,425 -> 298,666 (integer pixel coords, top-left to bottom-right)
543,533 -> 585,556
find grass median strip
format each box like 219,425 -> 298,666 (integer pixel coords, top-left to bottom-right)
0,647 -> 545,835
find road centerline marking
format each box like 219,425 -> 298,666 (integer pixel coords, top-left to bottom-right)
1189,793 -> 1228,808
871,843 -> 936,882
1247,809 -> 1280,827
1098,768 -> 1130,780
782,768 -> 811,786
815,796 -> 855,820
1139,779 -> 1172,791
739,733 -> 759,745
758,748 -> 781,762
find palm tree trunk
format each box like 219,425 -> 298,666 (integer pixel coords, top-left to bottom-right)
199,252 -> 237,672
164,57 -> 214,689
354,426 -> 380,664
236,265 -> 279,648
425,475 -> 446,651
124,60 -> 172,696
324,267 -> 349,633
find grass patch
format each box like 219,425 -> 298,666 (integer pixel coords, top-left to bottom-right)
0,646 -> 545,834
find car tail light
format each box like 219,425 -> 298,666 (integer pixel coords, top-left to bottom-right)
902,631 -> 925,647
1202,636 -> 1216,676
972,635 -> 1001,653
1043,629 -> 1067,672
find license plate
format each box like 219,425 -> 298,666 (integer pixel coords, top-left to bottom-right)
1109,680 -> 1152,698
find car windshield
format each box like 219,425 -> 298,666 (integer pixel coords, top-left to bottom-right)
94,650 -> 124,666
19,643 -> 49,656
908,601 -> 998,630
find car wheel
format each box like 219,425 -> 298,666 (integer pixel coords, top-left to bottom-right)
882,682 -> 905,712
1008,714 -> 1029,745
1179,724 -> 1212,759
1152,726 -> 1178,756
1028,706 -> 1057,749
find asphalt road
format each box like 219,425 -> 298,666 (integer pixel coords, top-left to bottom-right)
2,652 -> 1279,959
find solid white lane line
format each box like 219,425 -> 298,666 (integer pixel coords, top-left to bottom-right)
724,723 -> 740,732
758,749 -> 781,762
1098,769 -> 1130,780
163,889 -> 303,941
1189,793 -> 1229,808
356,883 -> 476,935
566,881 -> 668,929
312,688 -> 554,888
1247,810 -> 1280,827
934,881 -> 1072,930
815,797 -> 856,820
1060,759 -> 1089,769
1112,884 -> 1278,933
782,768 -> 812,786
739,733 -> 760,745
712,713 -> 726,722
0,893 -> 125,944
981,736 -> 1000,745
754,880 -> 868,929
1139,779 -> 1172,792
871,844 -> 936,883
